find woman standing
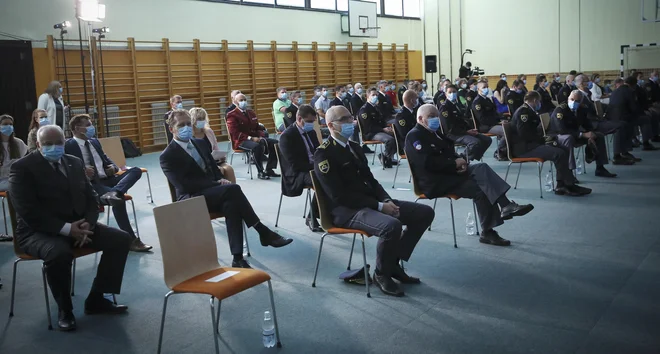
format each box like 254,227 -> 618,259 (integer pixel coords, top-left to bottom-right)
37,80 -> 68,131
189,107 -> 236,184
26,109 -> 50,152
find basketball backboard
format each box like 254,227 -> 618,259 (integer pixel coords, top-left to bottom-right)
348,0 -> 378,38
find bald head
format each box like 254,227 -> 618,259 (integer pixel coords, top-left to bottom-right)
574,74 -> 587,89
416,104 -> 439,130
402,90 -> 418,109
231,90 -> 242,105
37,125 -> 65,148
568,90 -> 583,102
326,105 -> 352,126
566,75 -> 575,84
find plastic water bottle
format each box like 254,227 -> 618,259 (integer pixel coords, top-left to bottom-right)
544,172 -> 553,192
465,212 -> 476,236
262,310 -> 276,348
576,157 -> 583,175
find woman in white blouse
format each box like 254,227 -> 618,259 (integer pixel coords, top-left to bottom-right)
189,107 -> 236,184
37,80 -> 69,131
589,73 -> 609,104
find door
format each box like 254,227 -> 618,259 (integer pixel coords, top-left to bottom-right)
0,40 -> 37,141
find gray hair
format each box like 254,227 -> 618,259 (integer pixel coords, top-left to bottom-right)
37,125 -> 64,144
378,80 -> 388,87
566,74 -> 575,82
354,82 -> 363,88
574,74 -> 586,87
325,105 -> 352,125
569,90 -> 583,100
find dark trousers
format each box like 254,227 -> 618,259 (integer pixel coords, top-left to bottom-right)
94,167 -> 142,238
372,132 -> 397,159
445,163 -> 509,231
195,184 -> 260,256
518,145 -> 576,185
340,200 -> 435,276
239,138 -> 278,174
480,124 -> 507,155
18,224 -> 131,311
450,134 -> 493,161
592,120 -> 622,154
556,134 -> 608,168
303,173 -> 320,221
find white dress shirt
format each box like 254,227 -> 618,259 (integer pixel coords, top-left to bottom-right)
73,137 -> 107,178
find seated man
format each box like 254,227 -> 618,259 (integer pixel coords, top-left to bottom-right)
633,72 -> 660,148
393,90 -> 418,154
505,79 -> 525,113
225,90 -> 241,115
386,80 -> 398,107
64,114 -> 151,252
358,88 -> 398,168
278,104 -> 321,232
433,79 -> 451,107
272,87 -> 291,133
226,94 -> 280,180
164,95 -> 183,142
574,74 -> 623,146
329,85 -> 347,109
313,106 -> 435,297
465,79 -> 478,105
377,80 -> 395,120
397,79 -> 409,107
10,125 -> 131,331
439,85 -> 492,161
550,72 -> 563,101
161,109 -> 292,268
314,85 -> 330,125
535,74 -> 556,114
350,83 -> 365,117
344,84 -> 355,115
284,90 -> 302,129
472,79 -> 506,157
510,91 -> 591,196
558,75 -> 576,104
406,104 -> 534,247
549,91 -> 616,178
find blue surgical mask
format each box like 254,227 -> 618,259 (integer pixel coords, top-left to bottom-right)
391,85 -> 396,90
447,92 -> 457,101
238,101 -> 247,109
340,92 -> 347,99
384,86 -> 390,92
349,88 -> 355,94
422,83 -> 427,89
297,97 -> 303,104
315,91 -> 321,97
420,91 -> 425,98
357,88 -> 363,94
303,122 -> 314,132
0,125 -> 14,136
523,79 -> 527,84
515,89 -> 523,94
544,82 -> 549,88
280,93 -> 288,100
501,76 -> 507,81
322,91 -> 328,97
85,125 -> 96,139
480,87 -> 489,96
427,117 -> 440,131
339,123 -> 354,139
177,125 -> 193,141
638,79 -> 645,86
555,77 -> 561,82
470,86 -> 478,92
535,102 -> 542,111
587,82 -> 594,89
650,76 -> 658,83
568,100 -> 577,110
59,87 -> 63,94
175,103 -> 183,109
39,117 -> 50,126
195,121 -> 206,129
369,96 -> 378,104
41,144 -> 65,162
461,83 -> 468,89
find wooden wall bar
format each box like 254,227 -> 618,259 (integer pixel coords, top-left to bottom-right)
34,36 -> 422,152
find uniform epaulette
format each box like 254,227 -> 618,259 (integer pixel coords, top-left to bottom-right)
559,102 -> 567,109
319,140 -> 331,149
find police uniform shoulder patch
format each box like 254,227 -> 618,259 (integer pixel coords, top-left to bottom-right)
475,104 -> 482,111
286,112 -> 292,118
442,111 -> 449,117
507,99 -> 514,104
319,140 -> 330,149
318,160 -> 330,174
440,99 -> 446,104
556,113 -> 563,120
361,113 -> 368,119
467,96 -> 473,101
521,114 -> 528,122
413,141 -> 422,150
398,119 -> 406,127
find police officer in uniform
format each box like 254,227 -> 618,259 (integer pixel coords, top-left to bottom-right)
557,75 -> 576,104
439,85 -> 492,161
393,90 -> 418,155
377,80 -> 395,120
397,80 -> 409,107
549,90 -> 616,177
313,106 -> 435,297
574,75 -> 623,148
510,91 -> 591,196
465,79 -> 479,106
284,90 -> 302,129
405,104 -> 534,247
472,80 -> 506,157
433,79 -> 450,106
358,88 -> 398,167
550,73 -> 563,101
505,80 -> 525,114
535,75 -> 556,114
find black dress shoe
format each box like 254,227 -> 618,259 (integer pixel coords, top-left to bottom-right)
100,191 -> 123,207
305,217 -> 322,232
362,145 -> 373,153
500,201 -> 534,220
554,186 -> 581,196
231,259 -> 252,269
622,153 -> 642,162
652,135 -> 660,143
632,138 -> 641,147
58,310 -> 77,331
570,184 -> 592,195
265,170 -> 281,177
84,298 -> 128,315
129,238 -> 153,252
479,230 -> 511,246
257,172 -> 270,180
595,167 -> 617,178
373,273 -> 404,297
642,143 -> 658,151
613,156 -> 635,165
259,231 -> 293,248
391,264 -> 420,284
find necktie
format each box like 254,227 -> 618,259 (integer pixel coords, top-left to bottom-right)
84,141 -> 100,182
187,142 -> 206,170
302,133 -> 314,164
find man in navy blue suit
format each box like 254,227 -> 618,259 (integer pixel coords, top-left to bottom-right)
64,114 -> 151,252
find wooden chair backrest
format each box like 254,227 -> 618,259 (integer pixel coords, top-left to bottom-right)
153,196 -> 220,289
309,171 -> 335,231
98,137 -> 127,167
539,113 -> 551,136
313,119 -> 323,144
392,124 -> 405,157
501,121 -> 514,161
594,101 -> 604,118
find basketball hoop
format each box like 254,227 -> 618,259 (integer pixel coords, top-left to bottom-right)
360,26 -> 381,34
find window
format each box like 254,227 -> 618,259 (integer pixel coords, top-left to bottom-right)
310,0 -> 335,10
384,0 -> 403,16
277,0 -> 304,6
337,0 -> 348,12
363,0 -> 381,14
403,0 -> 420,17
243,0 -> 274,3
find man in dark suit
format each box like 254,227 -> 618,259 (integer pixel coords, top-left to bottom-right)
64,114 -> 151,252
350,83 -> 365,117
10,125 -> 131,331
405,104 -> 533,247
160,109 -> 292,269
393,90 -> 418,155
313,106 -> 434,297
328,85 -> 347,109
283,90 -> 302,129
278,104 -> 321,232
550,73 -> 563,101
376,80 -> 395,119
397,80 -> 409,107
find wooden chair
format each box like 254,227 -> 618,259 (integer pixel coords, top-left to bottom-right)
356,116 -> 384,166
501,121 -> 548,198
406,160 -> 479,247
153,197 -> 281,354
438,116 -> 470,159
224,118 -> 253,180
104,194 -> 140,237
5,192 -> 110,330
309,171 -> 372,297
470,108 -> 498,138
273,144 -> 313,227
166,181 -> 250,257
391,127 -> 410,189
98,136 -> 154,203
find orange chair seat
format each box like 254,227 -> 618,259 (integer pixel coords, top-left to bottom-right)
116,167 -> 148,176
483,133 -> 497,137
0,191 -> 7,197
399,154 -> 407,159
417,193 -> 460,200
123,194 -> 133,201
171,267 -> 271,300
326,227 -> 371,236
510,157 -> 545,163
363,140 -> 383,145
17,247 -> 98,261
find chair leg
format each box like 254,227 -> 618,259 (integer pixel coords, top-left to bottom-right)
449,199 -> 457,248
392,161 -> 400,188
145,171 -> 154,203
267,280 -> 283,348
229,150 -> 234,164
215,299 -> 222,334
537,162 -> 544,199
130,199 -> 139,237
2,197 -> 7,234
347,233 -> 356,270
472,202 -> 480,236
371,146 -> 377,165
112,294 -> 117,305
209,297 -> 220,354
360,235 -> 371,298
311,233 -> 328,287
302,190 -> 309,218
71,258 -> 76,296
42,264 -> 53,330
106,205 -> 111,225
9,258 -> 22,317
157,291 -> 175,354
243,222 -> 251,257
514,163 -> 523,189
275,193 -> 284,227
504,162 -> 512,182
428,199 -> 438,231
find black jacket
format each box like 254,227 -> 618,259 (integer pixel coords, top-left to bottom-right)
357,102 -> 386,140
557,84 -> 574,104
405,124 -> 467,198
350,93 -> 365,117
313,137 -> 391,225
64,138 -> 116,178
329,97 -> 344,109
283,104 -> 298,129
549,103 -> 583,139
439,99 -> 471,136
471,95 -> 500,129
608,85 -> 639,122
550,80 -> 562,101
504,89 -> 524,114
433,91 -> 445,106
643,81 -> 660,103
377,92 -> 394,117
510,103 -> 545,157
536,87 -> 556,114
9,152 -> 99,242
160,138 -> 223,201
278,124 -> 320,197
393,107 -> 416,152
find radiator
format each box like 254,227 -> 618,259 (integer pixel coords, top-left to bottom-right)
151,100 -> 195,145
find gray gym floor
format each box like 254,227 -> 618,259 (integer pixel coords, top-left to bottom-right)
0,141 -> 659,354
